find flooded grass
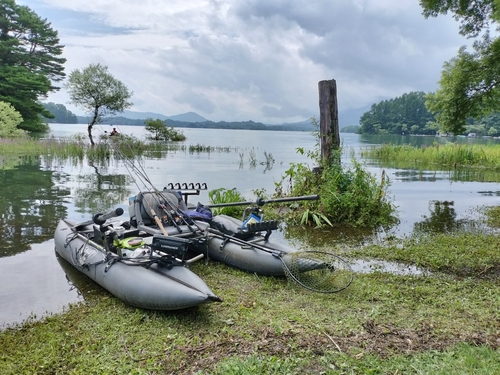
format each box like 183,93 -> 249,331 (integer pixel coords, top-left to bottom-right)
362,143 -> 500,170
348,231 -> 500,278
0,136 -> 242,164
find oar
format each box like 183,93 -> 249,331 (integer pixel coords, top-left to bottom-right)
72,208 -> 124,229
207,228 -> 353,293
207,194 -> 319,208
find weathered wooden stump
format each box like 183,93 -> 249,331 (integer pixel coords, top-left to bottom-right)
318,79 -> 340,164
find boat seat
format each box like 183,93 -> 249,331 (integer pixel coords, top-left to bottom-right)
135,190 -> 187,226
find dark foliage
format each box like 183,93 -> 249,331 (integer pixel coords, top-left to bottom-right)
0,0 -> 65,132
358,92 -> 436,135
41,102 -> 78,124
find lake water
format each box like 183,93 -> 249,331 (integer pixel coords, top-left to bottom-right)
2,124 -> 500,327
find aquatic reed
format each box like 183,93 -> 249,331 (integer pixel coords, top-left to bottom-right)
0,136 -> 235,161
362,143 -> 500,170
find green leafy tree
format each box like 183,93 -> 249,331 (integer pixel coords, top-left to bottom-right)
144,117 -> 186,141
359,92 -> 435,135
0,0 -> 65,132
420,0 -> 495,37
144,118 -> 166,140
475,112 -> 500,136
64,63 -> 133,145
0,100 -> 25,137
421,0 -> 500,134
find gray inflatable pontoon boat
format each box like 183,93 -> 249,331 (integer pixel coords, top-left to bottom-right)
128,189 -> 299,276
54,212 -> 222,311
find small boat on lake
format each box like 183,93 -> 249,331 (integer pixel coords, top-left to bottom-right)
54,209 -> 222,310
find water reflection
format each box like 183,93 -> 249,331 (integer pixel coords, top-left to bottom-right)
73,161 -> 132,214
478,190 -> 500,196
393,170 -> 440,182
413,200 -> 484,235
0,244 -> 82,328
366,164 -> 500,183
359,133 -> 500,147
0,157 -> 69,257
283,224 -> 387,248
56,252 -> 105,301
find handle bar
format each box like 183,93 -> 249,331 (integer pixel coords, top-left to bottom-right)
72,207 -> 124,229
93,208 -> 124,225
207,195 -> 319,208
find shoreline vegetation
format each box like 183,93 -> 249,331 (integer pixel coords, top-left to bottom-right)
1,136 -> 500,373
361,143 -> 500,170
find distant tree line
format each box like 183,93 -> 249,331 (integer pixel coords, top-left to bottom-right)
76,116 -> 313,132
359,92 -> 437,135
358,91 -> 500,137
41,102 -> 78,123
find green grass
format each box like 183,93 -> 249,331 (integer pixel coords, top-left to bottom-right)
361,143 -> 500,170
347,231 -> 500,277
1,230 -> 500,374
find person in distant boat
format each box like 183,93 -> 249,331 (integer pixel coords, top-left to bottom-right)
110,128 -> 119,136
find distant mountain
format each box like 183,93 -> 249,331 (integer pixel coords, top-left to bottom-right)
116,107 -> 366,127
274,106 -> 368,129
168,112 -> 207,122
121,110 -> 207,122
274,120 -> 313,131
74,106 -> 368,132
339,105 -> 370,127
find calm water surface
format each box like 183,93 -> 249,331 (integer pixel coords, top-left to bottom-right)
2,124 -> 500,327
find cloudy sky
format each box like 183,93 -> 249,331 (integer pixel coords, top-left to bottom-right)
19,0 -> 467,124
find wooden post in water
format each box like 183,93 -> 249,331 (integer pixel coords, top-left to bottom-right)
318,79 -> 340,164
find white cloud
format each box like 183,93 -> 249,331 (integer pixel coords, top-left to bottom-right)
19,0 -> 467,124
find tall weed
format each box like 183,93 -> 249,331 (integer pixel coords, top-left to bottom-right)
275,120 -> 398,228
208,188 -> 246,217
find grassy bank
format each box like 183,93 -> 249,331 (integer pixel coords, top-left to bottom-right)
1,230 -> 499,374
361,143 -> 500,170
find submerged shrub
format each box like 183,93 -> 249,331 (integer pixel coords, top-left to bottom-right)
319,159 -> 396,227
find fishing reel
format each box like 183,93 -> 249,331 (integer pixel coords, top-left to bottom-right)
158,206 -> 184,226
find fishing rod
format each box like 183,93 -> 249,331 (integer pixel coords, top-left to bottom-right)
114,137 -> 204,233
106,134 -> 202,233
207,194 -> 319,208
114,142 -> 185,232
